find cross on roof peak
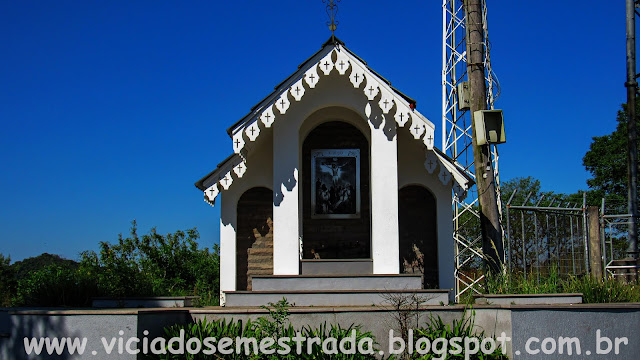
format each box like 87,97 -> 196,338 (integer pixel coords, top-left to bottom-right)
323,0 -> 341,38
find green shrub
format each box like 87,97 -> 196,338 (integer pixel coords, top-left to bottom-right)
386,309 -> 508,360
15,264 -> 103,307
155,299 -> 378,359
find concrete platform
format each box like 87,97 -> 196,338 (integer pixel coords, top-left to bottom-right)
300,259 -> 373,275
224,289 -> 449,307
474,293 -> 583,305
251,274 -> 423,291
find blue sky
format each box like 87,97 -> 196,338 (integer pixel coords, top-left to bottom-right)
0,1 -> 627,262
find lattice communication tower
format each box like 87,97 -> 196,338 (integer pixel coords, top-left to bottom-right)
442,0 -> 501,301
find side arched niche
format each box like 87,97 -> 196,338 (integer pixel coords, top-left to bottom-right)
301,116 -> 371,259
398,185 -> 439,288
236,187 -> 273,291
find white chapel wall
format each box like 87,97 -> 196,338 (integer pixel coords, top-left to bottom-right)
397,127 -> 456,291
219,133 -> 273,301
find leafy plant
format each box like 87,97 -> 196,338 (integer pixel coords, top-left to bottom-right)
155,298 -> 379,359
409,309 -> 508,359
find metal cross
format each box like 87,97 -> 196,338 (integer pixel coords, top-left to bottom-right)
353,73 -> 359,82
414,125 -> 421,133
323,0 -> 341,36
383,99 -> 389,108
428,135 -> 433,143
368,86 -> 375,95
309,74 -> 316,81
249,127 -> 256,135
324,61 -> 330,69
280,99 -> 286,108
427,160 -> 434,168
234,138 -> 241,147
398,113 -> 404,121
295,87 -> 301,95
339,60 -> 345,69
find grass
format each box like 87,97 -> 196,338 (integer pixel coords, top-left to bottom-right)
476,267 -> 640,304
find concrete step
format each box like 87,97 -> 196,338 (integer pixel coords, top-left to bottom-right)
251,274 -> 423,291
224,289 -> 449,307
301,259 -> 373,275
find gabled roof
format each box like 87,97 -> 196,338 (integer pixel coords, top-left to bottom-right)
195,36 -> 473,206
225,36 -> 417,137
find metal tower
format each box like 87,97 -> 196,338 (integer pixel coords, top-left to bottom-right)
442,0 -> 501,301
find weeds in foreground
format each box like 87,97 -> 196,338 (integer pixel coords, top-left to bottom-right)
481,267 -> 640,304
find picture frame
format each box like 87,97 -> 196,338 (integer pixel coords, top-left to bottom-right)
311,149 -> 361,219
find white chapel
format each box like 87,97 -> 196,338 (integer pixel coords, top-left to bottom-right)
195,37 -> 472,306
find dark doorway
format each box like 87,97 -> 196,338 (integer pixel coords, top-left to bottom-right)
236,187 -> 273,291
302,121 -> 370,259
398,185 -> 439,288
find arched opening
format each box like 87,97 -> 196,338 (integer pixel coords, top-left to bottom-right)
236,187 -> 273,291
302,121 -> 370,259
399,185 -> 438,288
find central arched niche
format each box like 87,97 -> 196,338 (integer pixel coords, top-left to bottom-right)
302,120 -> 371,259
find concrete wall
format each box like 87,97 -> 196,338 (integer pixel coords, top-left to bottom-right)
2,305 -> 640,359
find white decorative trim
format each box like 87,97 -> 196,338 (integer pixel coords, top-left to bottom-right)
378,87 -> 394,114
260,106 -> 275,128
204,183 -> 219,204
245,121 -> 260,141
394,104 -> 411,127
349,62 -> 365,88
424,151 -> 438,174
289,79 -> 306,101
363,74 -> 380,101
232,131 -> 245,154
423,127 -> 435,150
304,65 -> 320,88
438,166 -> 452,185
219,171 -> 233,190
233,161 -> 247,178
410,118 -> 426,139
364,102 -> 372,119
318,51 -> 334,75
334,50 -> 350,75
275,92 -> 290,114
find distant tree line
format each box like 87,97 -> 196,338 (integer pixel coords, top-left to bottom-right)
0,221 -> 220,307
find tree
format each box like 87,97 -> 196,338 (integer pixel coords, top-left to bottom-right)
583,100 -> 640,212
0,254 -> 17,307
11,253 -> 78,281
80,220 -> 221,305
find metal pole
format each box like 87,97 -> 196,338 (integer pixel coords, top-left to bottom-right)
534,211 -> 539,282
506,205 -> 511,274
506,190 -> 517,275
570,216 -> 576,275
464,0 -> 505,274
625,0 -> 639,260
601,198 -> 607,271
522,210 -> 526,279
583,192 -> 590,274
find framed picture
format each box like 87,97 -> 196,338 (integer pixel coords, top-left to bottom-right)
311,149 -> 360,219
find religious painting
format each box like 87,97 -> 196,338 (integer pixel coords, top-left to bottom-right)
311,149 -> 360,219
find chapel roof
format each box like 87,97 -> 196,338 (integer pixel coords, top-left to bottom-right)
195,36 -> 472,205
225,36 -> 417,137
